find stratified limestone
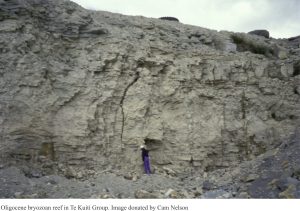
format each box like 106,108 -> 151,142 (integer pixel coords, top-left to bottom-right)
0,0 -> 299,178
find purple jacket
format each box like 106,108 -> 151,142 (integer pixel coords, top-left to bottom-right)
141,148 -> 149,161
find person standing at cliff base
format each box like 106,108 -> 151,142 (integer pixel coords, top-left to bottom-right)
140,145 -> 151,175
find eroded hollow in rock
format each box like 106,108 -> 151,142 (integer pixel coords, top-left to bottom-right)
144,138 -> 163,150
39,142 -> 55,160
143,138 -> 171,166
294,87 -> 299,95
293,61 -> 300,76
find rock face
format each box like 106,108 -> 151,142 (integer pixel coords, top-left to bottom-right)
0,0 -> 300,180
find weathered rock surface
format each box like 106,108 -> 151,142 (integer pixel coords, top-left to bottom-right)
0,0 -> 300,198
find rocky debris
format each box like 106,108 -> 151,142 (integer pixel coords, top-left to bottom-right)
134,190 -> 161,199
123,172 -> 139,181
238,192 -> 250,198
0,130 -> 300,198
292,167 -> 300,180
202,180 -> 214,191
202,190 -> 232,199
162,167 -> 177,177
241,173 -> 259,183
164,188 -> 179,198
94,192 -> 116,199
276,177 -> 299,192
64,166 -> 84,179
278,184 -> 299,199
192,187 -> 203,198
14,192 -> 23,198
0,0 -> 300,199
248,29 -> 270,38
123,174 -> 134,180
244,131 -> 300,198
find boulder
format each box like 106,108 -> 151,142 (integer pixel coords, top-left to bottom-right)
159,17 -> 179,22
241,173 -> 259,183
248,29 -> 270,38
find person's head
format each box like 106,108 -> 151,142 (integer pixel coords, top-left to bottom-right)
140,145 -> 145,150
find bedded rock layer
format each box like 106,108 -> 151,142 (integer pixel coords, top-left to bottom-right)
0,0 -> 299,178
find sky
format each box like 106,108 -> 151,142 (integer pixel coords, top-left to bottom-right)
70,0 -> 300,38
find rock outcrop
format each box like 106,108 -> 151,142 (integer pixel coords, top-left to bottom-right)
0,0 -> 300,184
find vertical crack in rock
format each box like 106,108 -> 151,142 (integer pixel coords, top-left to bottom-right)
221,103 -> 226,164
241,90 -> 246,120
241,89 -> 249,158
119,71 -> 140,145
184,96 -> 194,165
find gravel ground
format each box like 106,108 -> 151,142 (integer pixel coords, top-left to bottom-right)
0,166 -> 195,198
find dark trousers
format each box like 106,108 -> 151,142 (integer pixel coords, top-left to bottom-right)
143,156 -> 151,175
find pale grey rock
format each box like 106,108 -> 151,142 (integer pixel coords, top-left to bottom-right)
241,173 -> 259,183
0,0 -> 299,182
238,192 -> 250,198
164,188 -> 177,198
192,187 -> 203,198
224,41 -> 237,52
134,190 -> 160,199
202,190 -> 232,199
14,192 -> 23,198
162,167 -> 177,176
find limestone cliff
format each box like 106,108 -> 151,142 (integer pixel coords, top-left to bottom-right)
0,0 -> 299,179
